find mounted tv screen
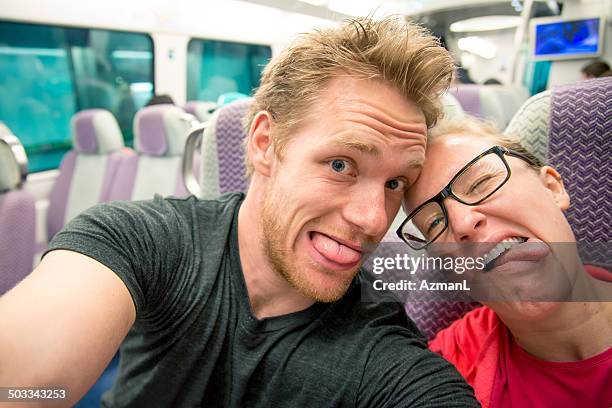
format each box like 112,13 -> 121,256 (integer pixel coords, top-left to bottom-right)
531,16 -> 605,60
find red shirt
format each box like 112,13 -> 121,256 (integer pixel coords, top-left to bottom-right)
493,329 -> 612,408
429,265 -> 612,408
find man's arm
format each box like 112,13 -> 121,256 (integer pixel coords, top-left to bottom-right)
0,250 -> 135,406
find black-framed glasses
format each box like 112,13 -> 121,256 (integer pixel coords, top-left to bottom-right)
396,146 -> 537,250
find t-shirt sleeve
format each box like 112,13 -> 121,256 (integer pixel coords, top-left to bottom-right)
357,332 -> 479,408
429,306 -> 498,377
45,196 -> 194,319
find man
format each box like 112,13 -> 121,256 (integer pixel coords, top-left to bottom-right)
0,17 -> 477,407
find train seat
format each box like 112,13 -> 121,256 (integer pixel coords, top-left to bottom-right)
449,84 -> 526,129
109,105 -> 195,201
486,85 -> 530,127
184,101 -> 217,122
504,90 -> 552,163
199,98 -> 253,199
0,127 -> 36,295
506,77 -> 611,269
449,84 -> 481,118
47,109 -> 130,241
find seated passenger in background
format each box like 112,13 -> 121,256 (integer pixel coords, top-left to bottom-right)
145,93 -> 175,106
0,17 -> 477,407
483,78 -> 502,85
581,60 -> 611,79
399,118 -> 611,408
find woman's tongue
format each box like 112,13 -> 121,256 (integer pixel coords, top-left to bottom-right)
311,232 -> 361,265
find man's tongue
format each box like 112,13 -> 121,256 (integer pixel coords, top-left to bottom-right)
311,232 -> 361,265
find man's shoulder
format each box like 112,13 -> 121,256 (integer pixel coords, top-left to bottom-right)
327,274 -> 425,344
80,192 -> 244,227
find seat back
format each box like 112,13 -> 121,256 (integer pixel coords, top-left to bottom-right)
109,105 -> 196,201
200,98 -> 252,198
450,84 -> 528,128
504,90 -> 551,162
484,85 -> 530,127
0,127 -> 35,295
47,109 -> 130,240
448,84 -> 482,118
184,101 -> 217,122
506,77 -> 612,268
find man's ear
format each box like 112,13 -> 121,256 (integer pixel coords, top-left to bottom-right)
247,111 -> 275,177
539,166 -> 570,210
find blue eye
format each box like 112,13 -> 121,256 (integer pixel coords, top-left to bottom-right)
385,179 -> 406,191
330,159 -> 347,173
386,180 -> 399,190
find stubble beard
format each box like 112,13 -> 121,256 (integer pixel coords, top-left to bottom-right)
260,191 -> 356,303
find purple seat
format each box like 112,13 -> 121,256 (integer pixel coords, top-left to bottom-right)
184,101 -> 217,122
547,78 -> 611,268
506,77 -> 611,268
448,84 -> 482,118
449,84 -> 507,128
200,98 -> 252,198
109,105 -> 196,201
0,128 -> 35,295
47,109 -> 131,240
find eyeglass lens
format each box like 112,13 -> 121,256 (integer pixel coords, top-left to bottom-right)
401,152 -> 509,248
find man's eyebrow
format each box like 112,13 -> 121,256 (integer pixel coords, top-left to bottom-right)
328,136 -> 381,156
406,157 -> 424,168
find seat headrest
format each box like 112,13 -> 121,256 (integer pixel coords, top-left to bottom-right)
134,105 -> 195,157
200,98 -> 253,197
506,77 -> 611,266
504,89 -> 551,162
0,129 -> 28,192
71,109 -> 124,154
184,101 -> 217,122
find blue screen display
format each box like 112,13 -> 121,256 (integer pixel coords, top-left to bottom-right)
534,18 -> 600,57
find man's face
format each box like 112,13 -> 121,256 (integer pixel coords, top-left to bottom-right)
404,134 -> 579,318
261,77 -> 427,302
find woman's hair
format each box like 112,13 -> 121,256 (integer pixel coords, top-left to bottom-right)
244,16 -> 455,177
429,116 -> 544,169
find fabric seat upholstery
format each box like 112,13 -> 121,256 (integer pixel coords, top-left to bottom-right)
450,84 -> 529,129
0,126 -> 36,295
506,77 -> 611,269
47,109 -> 130,240
200,98 -> 252,199
184,101 -> 217,123
109,105 -> 195,201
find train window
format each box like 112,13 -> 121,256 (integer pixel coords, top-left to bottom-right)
187,39 -> 271,102
0,21 -> 154,172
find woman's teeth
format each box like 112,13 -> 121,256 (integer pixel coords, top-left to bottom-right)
483,237 -> 527,271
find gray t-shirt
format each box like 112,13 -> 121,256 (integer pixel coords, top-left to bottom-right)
48,193 -> 477,407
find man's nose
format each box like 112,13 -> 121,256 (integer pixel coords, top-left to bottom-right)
444,198 -> 487,243
342,186 -> 389,238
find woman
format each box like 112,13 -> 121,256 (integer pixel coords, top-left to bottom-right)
397,118 -> 611,408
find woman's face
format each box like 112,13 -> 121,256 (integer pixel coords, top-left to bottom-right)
404,133 -> 580,319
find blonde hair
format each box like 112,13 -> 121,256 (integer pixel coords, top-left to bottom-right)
429,116 -> 544,169
244,16 -> 455,177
